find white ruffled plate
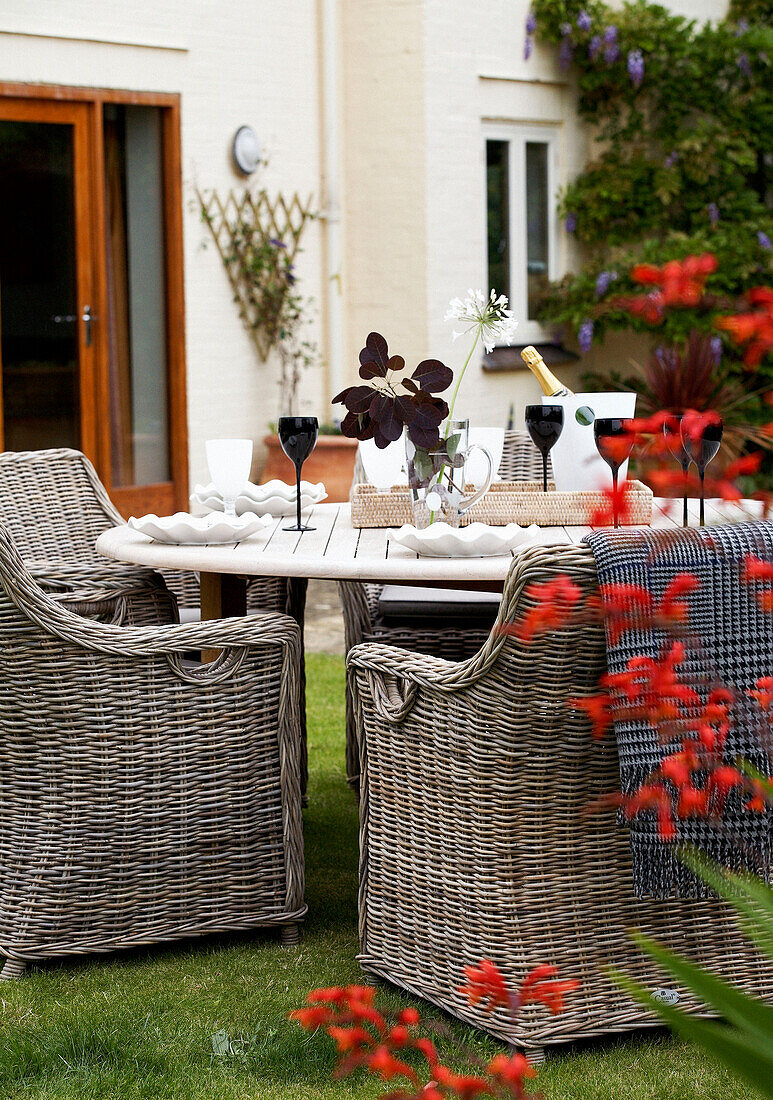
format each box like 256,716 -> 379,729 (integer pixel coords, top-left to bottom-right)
387,522 -> 540,558
128,511 -> 273,545
191,479 -> 327,517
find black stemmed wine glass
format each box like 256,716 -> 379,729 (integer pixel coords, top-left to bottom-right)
663,413 -> 691,528
278,415 -> 319,532
681,414 -> 723,527
594,417 -> 635,528
525,405 -> 564,493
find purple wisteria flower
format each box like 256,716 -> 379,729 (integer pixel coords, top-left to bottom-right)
710,335 -> 723,366
595,270 -> 618,297
524,36 -> 533,60
559,21 -> 572,36
577,10 -> 592,32
526,9 -> 537,35
758,230 -> 772,250
589,34 -> 602,59
708,202 -> 720,227
735,18 -> 749,35
564,212 -> 577,233
737,53 -> 752,78
603,24 -> 619,63
627,49 -> 644,86
559,36 -> 574,68
578,319 -> 594,353
664,151 -> 678,168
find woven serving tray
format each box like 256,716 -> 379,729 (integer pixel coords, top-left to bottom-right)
350,479 -> 653,528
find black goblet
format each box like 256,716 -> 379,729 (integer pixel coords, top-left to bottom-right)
681,414 -> 723,527
663,413 -> 691,528
278,415 -> 319,532
525,404 -> 564,492
594,417 -> 635,528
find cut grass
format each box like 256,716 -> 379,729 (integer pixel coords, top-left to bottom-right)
0,653 -> 754,1098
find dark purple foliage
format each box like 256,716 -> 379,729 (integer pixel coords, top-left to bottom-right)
333,332 -> 452,449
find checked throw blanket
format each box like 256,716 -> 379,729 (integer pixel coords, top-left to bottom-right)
585,520 -> 773,898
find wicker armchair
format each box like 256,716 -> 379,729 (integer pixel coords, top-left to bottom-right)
0,522 -> 305,978
348,543 -> 773,1059
0,448 -> 177,625
339,430 -> 550,784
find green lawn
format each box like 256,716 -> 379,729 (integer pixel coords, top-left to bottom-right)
0,654 -> 755,1098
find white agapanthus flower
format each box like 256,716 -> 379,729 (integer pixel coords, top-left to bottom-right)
444,288 -> 519,353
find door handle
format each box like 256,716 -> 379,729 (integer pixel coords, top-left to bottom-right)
82,305 -> 95,347
51,313 -> 78,324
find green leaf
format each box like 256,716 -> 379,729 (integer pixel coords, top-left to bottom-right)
445,433 -> 462,460
211,1029 -> 231,1057
629,930 -> 773,1049
679,850 -> 773,959
612,969 -> 773,1098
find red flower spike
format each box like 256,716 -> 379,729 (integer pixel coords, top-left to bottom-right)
520,964 -> 581,1015
434,1065 -> 494,1097
366,1044 -> 418,1083
327,1025 -> 374,1052
590,479 -> 637,528
289,1005 -> 337,1030
501,574 -> 583,643
570,692 -> 615,739
750,676 -> 773,710
488,1051 -> 537,1095
397,1007 -> 421,1026
459,959 -> 511,1011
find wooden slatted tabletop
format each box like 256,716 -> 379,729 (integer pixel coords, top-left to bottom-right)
96,497 -> 765,595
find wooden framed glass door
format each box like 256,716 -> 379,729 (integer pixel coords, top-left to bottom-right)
0,99 -> 97,459
0,85 -> 188,518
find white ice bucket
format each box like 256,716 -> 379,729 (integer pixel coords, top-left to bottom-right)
543,392 -> 637,492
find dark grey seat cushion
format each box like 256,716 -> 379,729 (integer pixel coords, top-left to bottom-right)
377,584 -> 501,626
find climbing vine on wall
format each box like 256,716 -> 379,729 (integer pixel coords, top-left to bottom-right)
526,1 -> 773,391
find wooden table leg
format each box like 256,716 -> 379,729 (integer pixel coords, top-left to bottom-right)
199,572 -> 247,661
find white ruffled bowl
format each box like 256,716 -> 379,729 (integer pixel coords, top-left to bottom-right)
128,511 -> 273,545
387,522 -> 540,558
191,479 -> 327,518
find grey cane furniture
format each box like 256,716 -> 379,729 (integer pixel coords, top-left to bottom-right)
0,522 -> 305,979
0,448 -> 177,625
348,542 -> 773,1059
339,429 -> 551,785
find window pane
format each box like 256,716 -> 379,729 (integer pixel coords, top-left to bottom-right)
104,104 -> 170,486
486,140 -> 509,303
526,142 -> 549,320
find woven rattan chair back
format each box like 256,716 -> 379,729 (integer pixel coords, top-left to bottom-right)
340,431 -> 551,785
349,542 -> 773,1057
0,522 -> 305,977
0,448 -> 123,565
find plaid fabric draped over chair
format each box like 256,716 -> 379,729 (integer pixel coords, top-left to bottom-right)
585,521 -> 773,898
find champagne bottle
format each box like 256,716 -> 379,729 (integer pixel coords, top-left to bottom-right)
520,346 -> 574,397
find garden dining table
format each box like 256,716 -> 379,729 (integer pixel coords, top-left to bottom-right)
95,496 -> 765,618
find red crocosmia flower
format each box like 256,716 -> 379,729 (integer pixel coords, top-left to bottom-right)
677,784 -> 710,818
570,691 -> 615,739
502,574 -> 583,643
388,1024 -> 410,1047
488,1051 -> 537,1093
751,676 -> 773,710
460,959 -> 511,1011
397,1007 -> 421,1026
414,1037 -> 439,1068
660,751 -> 693,788
717,286 -> 773,367
434,1066 -> 494,1097
289,1005 -> 336,1029
308,984 -> 377,1006
725,452 -> 763,479
623,782 -> 676,840
520,964 -> 581,1015
326,1025 -> 373,1052
708,765 -> 744,814
742,556 -> 773,582
366,1044 -> 417,1082
590,479 -> 636,527
625,254 -> 717,322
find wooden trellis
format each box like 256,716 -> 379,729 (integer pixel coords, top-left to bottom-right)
197,187 -> 316,361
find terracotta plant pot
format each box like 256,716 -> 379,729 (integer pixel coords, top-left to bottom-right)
261,434 -> 358,503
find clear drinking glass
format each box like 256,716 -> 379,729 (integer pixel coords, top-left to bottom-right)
205,438 -> 253,519
405,419 -> 493,529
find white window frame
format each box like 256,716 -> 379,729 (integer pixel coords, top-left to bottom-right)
483,123 -> 560,344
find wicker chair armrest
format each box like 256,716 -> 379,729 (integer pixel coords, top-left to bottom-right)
347,641 -> 460,684
28,561 -> 165,603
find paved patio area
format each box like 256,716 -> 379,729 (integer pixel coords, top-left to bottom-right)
305,579 -> 345,654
